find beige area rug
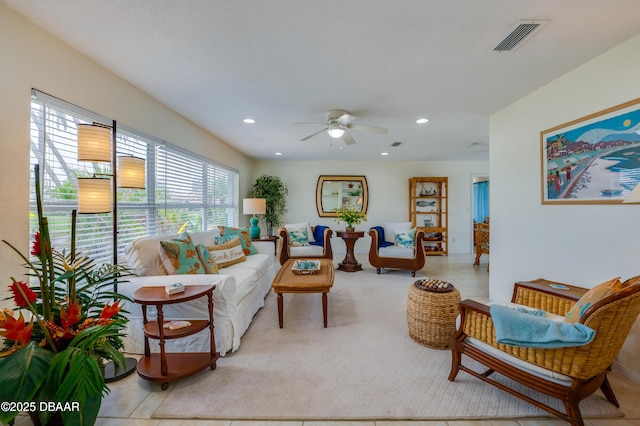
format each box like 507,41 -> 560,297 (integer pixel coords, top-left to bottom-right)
153,267 -> 622,421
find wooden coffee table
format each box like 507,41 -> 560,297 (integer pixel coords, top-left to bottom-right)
272,259 -> 335,328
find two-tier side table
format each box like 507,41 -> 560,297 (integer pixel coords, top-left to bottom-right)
133,284 -> 219,390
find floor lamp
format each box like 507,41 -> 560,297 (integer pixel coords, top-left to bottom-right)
77,120 -> 145,382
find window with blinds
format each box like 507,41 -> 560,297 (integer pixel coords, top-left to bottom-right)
30,90 -> 239,266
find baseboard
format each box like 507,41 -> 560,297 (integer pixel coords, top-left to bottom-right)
612,360 -> 640,385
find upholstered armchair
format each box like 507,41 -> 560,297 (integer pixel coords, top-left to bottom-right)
368,223 -> 425,277
277,223 -> 333,265
449,277 -> 640,426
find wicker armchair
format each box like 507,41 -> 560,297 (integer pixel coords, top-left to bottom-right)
472,222 -> 489,271
449,277 -> 640,426
278,226 -> 333,266
368,227 -> 426,277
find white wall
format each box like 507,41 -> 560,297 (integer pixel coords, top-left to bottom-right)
0,5 -> 254,306
491,34 -> 640,378
252,161 -> 488,255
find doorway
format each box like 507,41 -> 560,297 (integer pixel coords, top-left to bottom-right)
471,174 -> 489,253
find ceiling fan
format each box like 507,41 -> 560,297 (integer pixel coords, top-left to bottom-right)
294,109 -> 388,145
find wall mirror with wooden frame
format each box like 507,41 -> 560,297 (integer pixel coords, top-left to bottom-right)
316,175 -> 368,217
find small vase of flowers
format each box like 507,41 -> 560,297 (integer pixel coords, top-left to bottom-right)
334,206 -> 367,231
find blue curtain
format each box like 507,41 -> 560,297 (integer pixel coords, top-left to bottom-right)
473,181 -> 489,223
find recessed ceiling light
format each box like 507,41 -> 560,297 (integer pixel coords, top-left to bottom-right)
243,118 -> 256,124
416,118 -> 429,124
381,152 -> 389,156
275,152 -> 282,156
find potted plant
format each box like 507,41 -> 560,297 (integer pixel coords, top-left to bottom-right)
251,175 -> 288,236
0,165 -> 130,426
334,206 -> 367,231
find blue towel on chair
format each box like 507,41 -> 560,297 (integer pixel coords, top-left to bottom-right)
310,225 -> 327,247
371,226 -> 393,248
490,304 -> 595,348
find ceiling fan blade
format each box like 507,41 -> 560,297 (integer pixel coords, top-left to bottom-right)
300,127 -> 328,141
342,131 -> 356,145
347,123 -> 388,135
336,113 -> 357,125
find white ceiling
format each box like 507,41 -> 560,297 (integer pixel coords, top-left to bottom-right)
4,0 -> 640,162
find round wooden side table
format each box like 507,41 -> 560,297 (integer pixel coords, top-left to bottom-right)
336,230 -> 365,272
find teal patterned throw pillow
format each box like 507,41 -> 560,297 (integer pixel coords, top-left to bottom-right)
217,226 -> 258,255
289,229 -> 310,247
159,231 -> 205,274
395,228 -> 416,248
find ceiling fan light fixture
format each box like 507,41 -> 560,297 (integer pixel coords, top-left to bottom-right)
327,127 -> 345,139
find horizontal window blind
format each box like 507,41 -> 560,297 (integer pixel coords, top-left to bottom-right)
30,90 -> 239,266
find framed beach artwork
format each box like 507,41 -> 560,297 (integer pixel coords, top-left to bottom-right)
541,97 -> 640,204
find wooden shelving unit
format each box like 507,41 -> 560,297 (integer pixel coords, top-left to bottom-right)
409,177 -> 448,256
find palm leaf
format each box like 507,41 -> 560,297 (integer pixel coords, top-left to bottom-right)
62,395 -> 102,426
0,342 -> 54,424
41,348 -> 105,426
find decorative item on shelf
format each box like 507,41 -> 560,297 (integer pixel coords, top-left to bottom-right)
0,165 -> 131,426
334,206 -> 367,231
424,232 -> 442,241
419,183 -> 428,196
163,320 -> 192,330
243,198 -> 267,239
423,218 -> 434,228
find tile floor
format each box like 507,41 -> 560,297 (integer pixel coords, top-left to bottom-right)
15,254 -> 640,426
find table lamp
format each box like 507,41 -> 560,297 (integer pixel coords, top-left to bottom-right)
243,198 -> 266,239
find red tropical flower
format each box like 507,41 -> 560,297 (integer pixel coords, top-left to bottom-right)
9,281 -> 37,308
31,232 -> 41,256
60,301 -> 82,329
29,231 -> 51,256
100,300 -> 122,320
0,310 -> 33,346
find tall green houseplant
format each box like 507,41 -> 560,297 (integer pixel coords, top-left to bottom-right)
251,175 -> 288,236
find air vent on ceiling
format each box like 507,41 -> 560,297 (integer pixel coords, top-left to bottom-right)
492,20 -> 549,52
391,141 -> 402,147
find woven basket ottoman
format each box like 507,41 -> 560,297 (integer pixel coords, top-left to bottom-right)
406,279 -> 461,349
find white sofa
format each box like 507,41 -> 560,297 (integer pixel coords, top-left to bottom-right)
118,230 -> 276,356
